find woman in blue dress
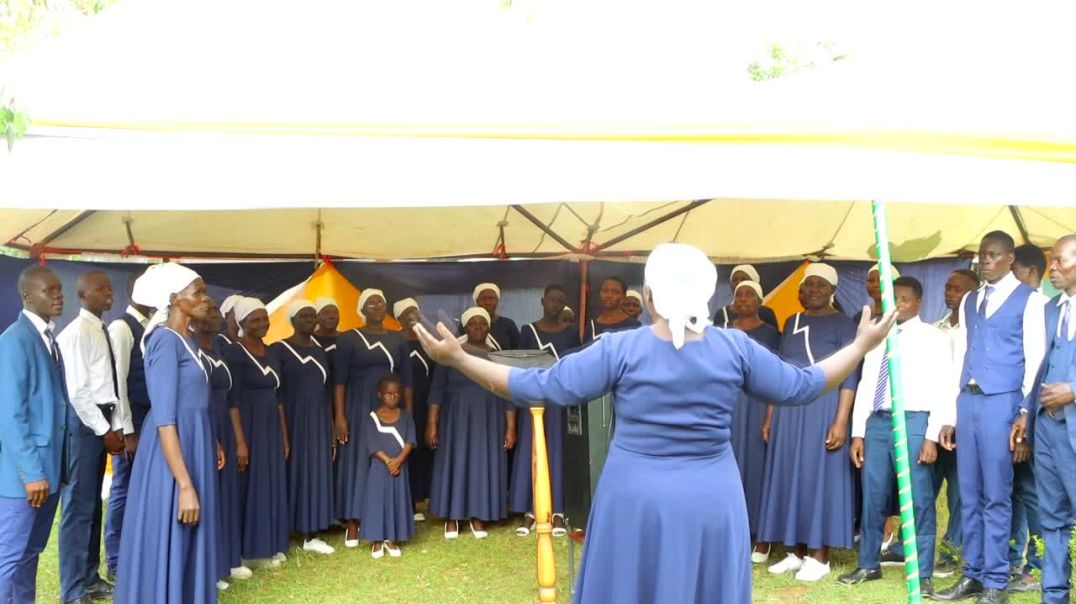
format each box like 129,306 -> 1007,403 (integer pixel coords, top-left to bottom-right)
712,264 -> 781,331
192,301 -> 252,586
428,307 -> 517,539
272,300 -> 335,555
333,289 -> 413,547
394,298 -> 436,519
360,374 -> 417,558
471,282 -> 520,350
586,276 -> 641,341
757,263 -> 860,583
720,281 -> 781,562
510,284 -> 581,537
225,298 -> 289,567
116,263 -> 222,604
311,297 -> 341,384
412,245 -> 892,604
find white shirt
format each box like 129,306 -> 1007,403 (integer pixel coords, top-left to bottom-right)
956,271 -> 1048,400
21,309 -> 55,351
1057,293 -> 1075,341
57,308 -> 121,436
852,316 -> 957,442
934,311 -> 967,367
107,306 -> 149,435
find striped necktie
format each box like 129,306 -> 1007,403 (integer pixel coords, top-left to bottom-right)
1061,300 -> 1072,342
873,348 -> 889,412
977,285 -> 994,319
45,327 -> 61,366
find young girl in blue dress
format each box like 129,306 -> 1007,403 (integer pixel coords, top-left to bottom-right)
586,276 -> 641,341
361,374 -> 417,558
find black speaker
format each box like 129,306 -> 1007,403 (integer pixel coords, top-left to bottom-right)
563,393 -> 614,530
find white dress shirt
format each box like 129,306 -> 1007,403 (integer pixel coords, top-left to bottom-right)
1057,293 -> 1075,341
956,271 -> 1048,400
852,316 -> 957,442
57,308 -> 121,436
21,309 -> 55,350
107,306 -> 149,435
934,311 -> 967,366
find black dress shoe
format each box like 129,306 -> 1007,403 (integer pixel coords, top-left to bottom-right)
926,576 -> 983,601
1006,574 -> 1040,593
920,577 -> 935,596
837,567 -> 883,585
974,588 -> 1007,604
84,579 -> 115,599
933,557 -> 959,578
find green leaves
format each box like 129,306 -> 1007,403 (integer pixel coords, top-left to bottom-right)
747,41 -> 847,82
1,91 -> 30,152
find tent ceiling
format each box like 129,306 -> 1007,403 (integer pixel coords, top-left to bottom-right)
4,202 -> 1072,263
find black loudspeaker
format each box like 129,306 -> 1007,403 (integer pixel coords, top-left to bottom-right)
563,393 -> 615,530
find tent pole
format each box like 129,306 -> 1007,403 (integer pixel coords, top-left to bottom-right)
578,259 -> 589,342
590,199 -> 709,253
511,205 -> 580,253
34,210 -> 97,251
1007,206 -> 1032,246
871,200 -> 922,604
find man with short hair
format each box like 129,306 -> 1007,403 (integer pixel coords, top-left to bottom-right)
1013,244 -> 1048,291
57,270 -> 126,603
931,231 -> 1048,604
0,266 -> 70,604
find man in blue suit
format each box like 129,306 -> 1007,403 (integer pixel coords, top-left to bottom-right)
1025,234 -> 1076,604
0,266 -> 69,604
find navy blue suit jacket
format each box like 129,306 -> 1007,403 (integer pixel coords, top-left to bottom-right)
1025,295 -> 1076,451
0,313 -> 69,497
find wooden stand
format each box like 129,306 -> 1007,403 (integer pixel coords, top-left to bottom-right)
531,406 -> 557,603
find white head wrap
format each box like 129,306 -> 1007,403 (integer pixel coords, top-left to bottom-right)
868,264 -> 901,279
730,264 -> 761,285
314,297 -> 338,313
234,297 -> 266,338
356,289 -> 386,321
643,244 -> 716,350
135,263 -> 201,352
801,263 -> 839,287
734,280 -> 764,301
472,283 -> 500,303
562,306 -> 574,315
393,297 -> 419,320
625,290 -> 643,303
220,294 -> 243,316
288,299 -> 316,320
131,270 -> 158,308
461,307 -> 491,327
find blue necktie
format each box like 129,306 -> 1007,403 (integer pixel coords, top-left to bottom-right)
873,348 -> 889,412
1061,300 -> 1072,342
45,327 -> 61,366
977,285 -> 994,319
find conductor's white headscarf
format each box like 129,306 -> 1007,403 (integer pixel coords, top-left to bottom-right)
644,244 -> 716,350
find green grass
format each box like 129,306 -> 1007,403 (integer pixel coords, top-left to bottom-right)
28,495 -> 1046,603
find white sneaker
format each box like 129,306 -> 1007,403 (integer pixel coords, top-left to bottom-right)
302,538 -> 336,555
751,550 -> 770,564
768,553 -> 804,575
230,566 -> 253,580
413,512 -> 426,522
217,580 -> 230,591
794,557 -> 831,582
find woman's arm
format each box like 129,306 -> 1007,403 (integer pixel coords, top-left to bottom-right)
278,403 -> 290,461
229,408 -> 248,471
825,389 -> 855,450
158,425 -> 200,525
504,409 -> 517,450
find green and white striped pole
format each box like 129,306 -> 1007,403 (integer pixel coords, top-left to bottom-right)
871,200 -> 922,603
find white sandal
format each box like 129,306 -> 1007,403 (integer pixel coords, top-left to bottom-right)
444,520 -> 459,540
384,541 -> 402,558
470,519 -> 489,539
551,513 -> 567,537
370,543 -> 384,560
516,514 -> 535,537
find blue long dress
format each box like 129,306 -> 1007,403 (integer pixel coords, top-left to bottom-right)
360,409 -> 417,542
333,329 -> 412,521
273,340 -> 334,535
724,322 -> 781,539
508,326 -> 827,603
586,316 -> 640,342
198,346 -> 241,581
509,323 -> 581,516
406,340 -> 436,504
312,334 -> 338,386
116,328 -> 219,604
757,312 -> 859,550
428,358 -> 511,522
225,343 -> 289,560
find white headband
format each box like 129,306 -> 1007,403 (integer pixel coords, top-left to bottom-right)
140,262 -> 201,309
314,297 -> 338,313
730,264 -> 761,285
288,299 -> 316,320
357,288 -> 385,321
131,270 -> 159,308
234,297 -> 266,324
734,280 -> 764,300
644,243 -> 716,350
393,297 -> 419,320
220,293 -> 243,315
625,289 -> 643,303
472,283 -> 500,303
461,306 -> 491,327
801,263 -> 839,287
868,264 -> 901,279
562,306 -> 574,315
